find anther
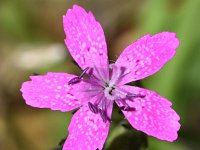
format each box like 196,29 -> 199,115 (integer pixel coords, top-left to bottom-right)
126,93 -> 146,99
79,67 -> 89,78
88,102 -> 99,114
68,67 -> 89,85
120,106 -> 136,111
68,77 -> 81,85
99,109 -> 109,123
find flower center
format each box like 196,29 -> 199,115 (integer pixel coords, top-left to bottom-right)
103,82 -> 116,100
67,65 -> 145,122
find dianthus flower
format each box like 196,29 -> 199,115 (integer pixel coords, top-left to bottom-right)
21,5 -> 180,150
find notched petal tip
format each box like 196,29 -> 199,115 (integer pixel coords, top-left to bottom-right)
64,105 -> 112,150
63,4 -> 108,70
21,73 -> 84,112
155,31 -> 180,49
118,85 -> 181,142
115,31 -> 180,84
72,4 -> 83,9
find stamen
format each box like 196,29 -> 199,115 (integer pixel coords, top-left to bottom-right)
68,67 -> 90,85
79,67 -> 89,78
88,102 -> 99,114
93,65 -> 107,83
99,109 -> 110,123
109,65 -> 128,85
84,68 -> 105,87
126,93 -> 146,99
120,106 -> 136,111
68,77 -> 81,85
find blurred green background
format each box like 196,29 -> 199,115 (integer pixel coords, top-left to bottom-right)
0,0 -> 200,150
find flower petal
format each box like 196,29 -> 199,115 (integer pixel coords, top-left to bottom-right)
63,5 -> 108,70
21,73 -> 90,112
117,85 -> 180,142
63,102 -> 113,150
115,32 -> 179,84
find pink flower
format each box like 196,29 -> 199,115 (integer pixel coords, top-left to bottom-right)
21,5 -> 180,150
